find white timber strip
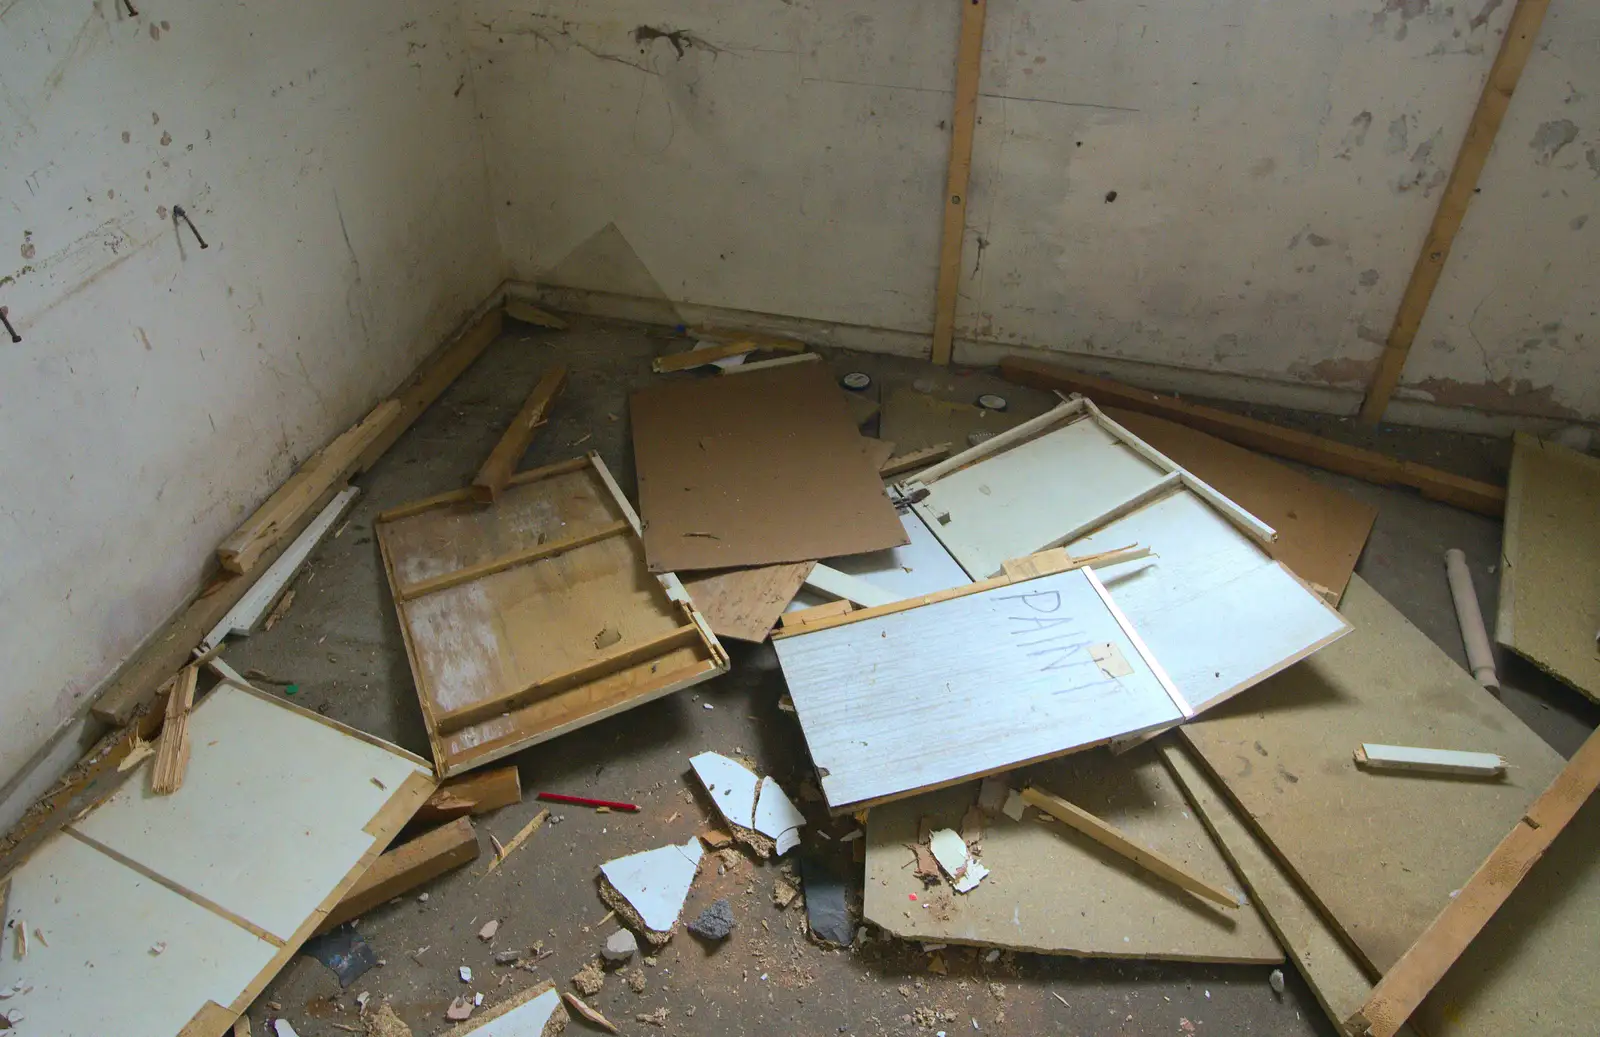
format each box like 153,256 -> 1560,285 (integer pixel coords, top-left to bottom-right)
1085,566 -> 1193,717
587,450 -> 693,607
1355,744 -> 1507,778
199,487 -> 360,653
911,398 -> 1087,486
1084,401 -> 1277,549
803,563 -> 899,608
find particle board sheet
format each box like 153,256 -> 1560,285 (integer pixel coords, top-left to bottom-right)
1070,492 -> 1349,714
0,684 -> 434,1037
774,566 -> 1185,812
683,562 -> 815,642
378,456 -> 726,777
1495,432 -> 1600,703
1103,408 -> 1376,603
1179,576 -> 1566,976
787,504 -> 972,612
879,388 -> 1039,453
630,361 -> 908,571
916,416 -> 1170,580
864,745 -> 1282,963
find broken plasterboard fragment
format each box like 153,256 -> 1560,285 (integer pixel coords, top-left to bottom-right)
1088,642 -> 1135,679
1001,790 -> 1026,822
690,753 -> 759,830
598,838 -> 704,936
953,860 -> 990,894
754,777 -> 806,854
928,829 -> 970,880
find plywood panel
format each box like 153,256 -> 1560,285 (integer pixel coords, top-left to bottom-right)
1495,432 -> 1600,703
864,745 -> 1282,963
919,416 -> 1168,579
1180,576 -> 1565,975
630,361 -> 908,571
74,685 -> 428,940
1104,408 -> 1376,602
379,456 -> 726,776
775,567 -> 1184,811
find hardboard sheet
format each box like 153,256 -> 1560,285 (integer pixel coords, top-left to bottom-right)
1495,432 -> 1600,703
378,460 -> 722,776
775,566 -> 1185,811
880,388 -> 1040,452
630,362 -> 908,571
1179,576 -> 1565,975
0,684 -> 433,1037
1104,408 -> 1376,602
864,745 -> 1282,963
683,562 -> 815,642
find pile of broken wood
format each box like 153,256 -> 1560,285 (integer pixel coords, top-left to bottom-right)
1,301 -> 1596,1037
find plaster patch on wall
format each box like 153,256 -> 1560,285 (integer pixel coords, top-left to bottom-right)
1405,376 -> 1581,419
1291,356 -> 1379,387
1529,119 -> 1579,165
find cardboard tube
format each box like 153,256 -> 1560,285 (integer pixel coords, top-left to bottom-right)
1445,548 -> 1498,691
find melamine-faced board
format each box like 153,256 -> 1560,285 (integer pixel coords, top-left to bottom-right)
865,745 -> 1282,963
787,505 -> 971,612
775,567 -> 1184,811
917,416 -> 1168,579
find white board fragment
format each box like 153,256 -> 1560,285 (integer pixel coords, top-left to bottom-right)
754,777 -> 806,853
690,752 -> 759,828
599,838 -> 703,933
448,985 -> 562,1036
1355,743 -> 1507,778
929,829 -> 970,879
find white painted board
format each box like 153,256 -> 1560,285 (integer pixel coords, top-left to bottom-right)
599,838 -> 703,932
74,685 -> 428,940
1070,492 -> 1349,713
914,417 -> 1167,578
200,487 -> 360,652
451,986 -> 562,1036
775,567 -> 1184,810
788,505 -> 970,611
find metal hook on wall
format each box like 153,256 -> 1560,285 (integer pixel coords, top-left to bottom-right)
173,205 -> 209,249
0,306 -> 20,344
123,0 -> 139,17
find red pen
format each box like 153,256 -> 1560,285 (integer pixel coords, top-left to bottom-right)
537,792 -> 641,812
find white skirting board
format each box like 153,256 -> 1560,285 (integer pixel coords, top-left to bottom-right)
774,566 -> 1187,811
907,400 -> 1349,717
0,684 -> 434,1037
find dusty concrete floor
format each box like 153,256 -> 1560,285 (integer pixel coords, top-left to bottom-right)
229,316 -> 1596,1037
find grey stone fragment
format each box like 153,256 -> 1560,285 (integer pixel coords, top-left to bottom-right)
686,898 -> 736,941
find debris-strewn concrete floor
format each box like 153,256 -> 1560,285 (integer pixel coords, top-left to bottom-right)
230,316 -> 1596,1037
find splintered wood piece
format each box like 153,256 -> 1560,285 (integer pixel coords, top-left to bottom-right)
484,809 -> 550,876
561,992 -> 619,1034
1019,786 -> 1239,909
412,766 -> 523,825
217,399 -> 401,573
321,817 -> 479,932
150,664 -> 199,795
505,298 -> 569,330
470,367 -> 569,504
1346,726 -> 1600,1037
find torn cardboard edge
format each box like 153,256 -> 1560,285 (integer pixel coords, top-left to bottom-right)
689,752 -> 805,857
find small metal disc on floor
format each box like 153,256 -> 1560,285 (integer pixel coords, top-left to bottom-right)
975,392 -> 1009,412
840,372 -> 873,391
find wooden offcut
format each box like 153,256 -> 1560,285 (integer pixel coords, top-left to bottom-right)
1179,576 -> 1565,975
1353,744 -> 1506,778
681,562 -> 816,643
630,360 -> 908,572
505,298 -> 569,329
1347,727 -> 1600,1037
652,339 -> 804,373
880,443 -> 951,478
929,0 -> 988,366
469,366 -> 568,504
91,305 -> 506,728
413,766 -> 523,825
1495,433 -> 1600,703
1358,0 -> 1553,424
217,399 -> 400,574
998,357 -> 1504,516
1019,786 -> 1239,909
150,664 -> 198,795
377,453 -> 727,776
322,817 -> 479,932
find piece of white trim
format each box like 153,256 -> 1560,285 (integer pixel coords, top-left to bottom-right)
911,398 -> 1087,486
199,487 -> 360,653
1084,567 -> 1193,717
803,564 -> 899,608
1354,744 -> 1507,778
720,353 -> 821,375
1444,549 -> 1499,690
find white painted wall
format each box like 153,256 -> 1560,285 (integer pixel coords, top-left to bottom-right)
0,0 -> 500,788
467,0 -> 1599,423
